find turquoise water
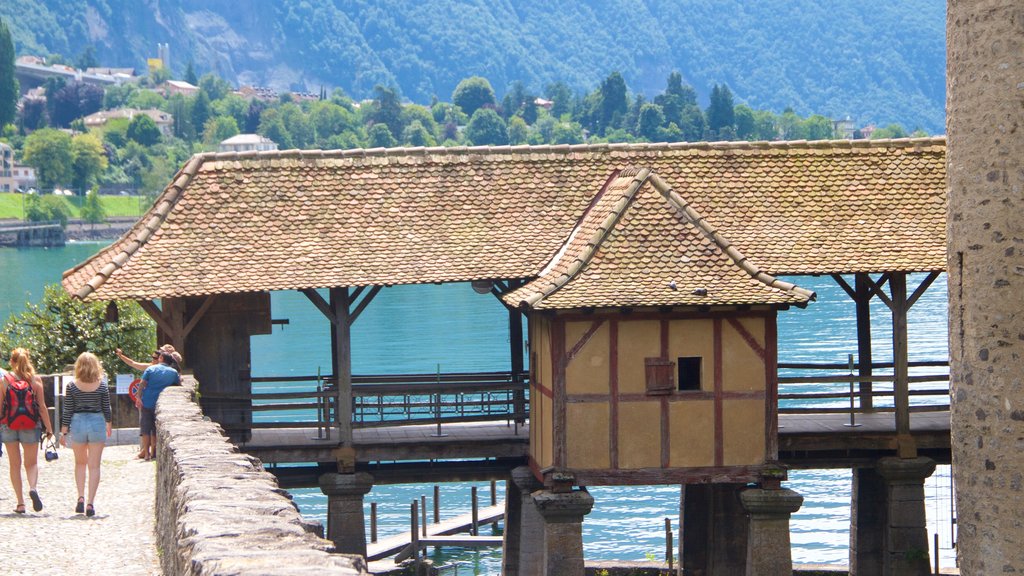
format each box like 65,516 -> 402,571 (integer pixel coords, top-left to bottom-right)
1,245 -> 956,573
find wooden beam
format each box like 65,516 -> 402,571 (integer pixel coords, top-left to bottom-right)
564,319 -> 605,364
907,271 -> 941,310
889,273 -> 913,451
300,288 -> 337,325
349,285 -> 382,325
831,274 -> 857,300
181,294 -> 218,339
867,273 -> 895,309
855,273 -> 874,411
330,287 -> 353,457
138,299 -> 173,336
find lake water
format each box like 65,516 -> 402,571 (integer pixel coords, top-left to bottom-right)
0,243 -> 956,573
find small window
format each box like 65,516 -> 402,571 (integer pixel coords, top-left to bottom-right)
677,357 -> 702,391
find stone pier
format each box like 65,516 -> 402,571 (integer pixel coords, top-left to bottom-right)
876,457 -> 936,576
532,487 -> 594,576
740,487 -> 803,576
503,466 -> 545,576
682,483 -> 749,576
319,472 -> 375,557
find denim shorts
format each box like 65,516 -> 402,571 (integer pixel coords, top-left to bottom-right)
1,424 -> 41,444
70,412 -> 107,445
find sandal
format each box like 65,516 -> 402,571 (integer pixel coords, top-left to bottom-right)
13,504 -> 25,514
29,489 -> 43,512
85,504 -> 95,517
75,497 -> 85,514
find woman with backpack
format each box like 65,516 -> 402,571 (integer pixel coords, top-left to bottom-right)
1,347 -> 54,513
59,352 -> 111,517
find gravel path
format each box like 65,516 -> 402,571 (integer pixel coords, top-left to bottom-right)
0,443 -> 161,576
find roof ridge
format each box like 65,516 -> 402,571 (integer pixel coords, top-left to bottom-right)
645,173 -> 816,303
62,154 -> 206,300
202,137 -> 947,163
521,169 -> 650,308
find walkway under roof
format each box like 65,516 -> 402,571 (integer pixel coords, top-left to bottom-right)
61,138 -> 947,305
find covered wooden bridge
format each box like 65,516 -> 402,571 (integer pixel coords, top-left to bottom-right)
62,137 -> 947,576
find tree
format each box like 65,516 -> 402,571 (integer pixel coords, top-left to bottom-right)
401,120 -> 435,147
367,123 -> 396,148
198,73 -> 232,101
0,19 -> 17,129
706,84 -> 735,138
18,97 -> 47,131
257,109 -> 294,149
368,85 -> 403,141
0,284 -> 155,376
803,114 -> 836,140
76,45 -> 99,70
23,128 -> 74,190
80,187 -> 106,226
24,195 -> 70,226
71,133 -> 108,192
544,81 -> 573,118
507,116 -> 529,145
183,60 -> 198,86
127,114 -> 162,146
465,108 -> 508,146
596,72 -> 628,135
452,76 -> 496,117
203,116 -> 239,147
636,103 -> 666,141
190,91 -> 212,141
870,123 -> 910,139
678,105 -> 707,142
49,81 -> 105,128
734,104 -> 756,140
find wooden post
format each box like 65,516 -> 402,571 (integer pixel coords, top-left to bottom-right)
370,502 -> 377,543
433,485 -> 440,524
854,273 -> 874,410
410,499 -> 420,565
890,273 -> 912,445
491,480 -> 497,506
509,304 -> 526,425
421,495 -> 427,537
471,486 -> 479,536
666,517 -> 674,570
330,287 -> 353,450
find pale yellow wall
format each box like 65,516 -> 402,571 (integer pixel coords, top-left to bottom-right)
667,319 -> 715,391
566,402 -> 611,469
617,401 -> 661,469
529,316 -> 554,469
721,317 -> 767,392
722,399 -> 765,465
565,320 -> 610,395
617,320 -> 661,394
669,400 -> 715,467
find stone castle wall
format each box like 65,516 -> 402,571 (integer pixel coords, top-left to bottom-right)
947,0 -> 1024,573
154,377 -> 367,575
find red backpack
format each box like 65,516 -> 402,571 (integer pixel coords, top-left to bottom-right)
3,373 -> 40,430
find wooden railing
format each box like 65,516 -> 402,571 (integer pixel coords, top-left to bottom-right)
202,371 -> 529,432
777,360 -> 950,415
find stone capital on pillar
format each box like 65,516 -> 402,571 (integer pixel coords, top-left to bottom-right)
318,471 -> 374,497
876,456 -> 936,484
318,472 -> 374,557
532,488 -> 594,524
741,487 -> 803,576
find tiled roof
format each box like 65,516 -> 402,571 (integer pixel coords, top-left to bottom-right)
62,138 -> 947,302
502,168 -> 814,310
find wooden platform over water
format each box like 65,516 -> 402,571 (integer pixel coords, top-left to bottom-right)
242,412 -> 950,487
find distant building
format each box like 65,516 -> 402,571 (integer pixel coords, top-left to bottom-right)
833,116 -> 856,139
161,80 -> 199,97
218,134 -> 279,153
859,124 -> 876,140
83,108 -> 174,135
534,97 -> 554,110
0,143 -> 36,192
234,85 -> 279,102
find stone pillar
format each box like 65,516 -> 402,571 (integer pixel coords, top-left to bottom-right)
532,488 -> 594,576
503,466 -> 544,576
850,467 -> 887,576
947,1 -> 1024,573
318,472 -> 374,556
682,483 -> 748,576
876,457 -> 935,576
740,487 -> 803,576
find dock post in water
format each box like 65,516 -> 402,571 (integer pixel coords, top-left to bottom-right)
490,480 -> 497,506
370,502 -> 377,543
471,486 -> 479,536
433,485 -> 440,524
665,518 -> 674,571
410,499 -> 420,565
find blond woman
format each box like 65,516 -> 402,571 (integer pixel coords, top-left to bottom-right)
1,347 -> 54,513
59,352 -> 111,516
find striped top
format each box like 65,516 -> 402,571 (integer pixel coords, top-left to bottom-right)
61,381 -> 112,427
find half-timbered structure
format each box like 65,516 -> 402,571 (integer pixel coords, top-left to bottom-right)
62,138 -> 947,575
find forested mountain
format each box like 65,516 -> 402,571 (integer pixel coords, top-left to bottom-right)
1,0 -> 946,133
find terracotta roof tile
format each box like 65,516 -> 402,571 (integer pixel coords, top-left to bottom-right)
62,139 -> 947,302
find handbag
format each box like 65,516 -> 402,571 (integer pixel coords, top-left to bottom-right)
43,435 -> 59,462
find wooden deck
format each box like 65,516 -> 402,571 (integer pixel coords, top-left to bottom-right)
242,411 -> 950,486
365,503 -> 504,563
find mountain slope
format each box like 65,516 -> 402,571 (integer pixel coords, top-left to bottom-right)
1,0 -> 946,133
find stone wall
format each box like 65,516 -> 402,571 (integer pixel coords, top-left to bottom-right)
947,0 -> 1024,574
155,377 -> 367,575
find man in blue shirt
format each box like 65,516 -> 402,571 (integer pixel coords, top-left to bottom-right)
136,351 -> 180,460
